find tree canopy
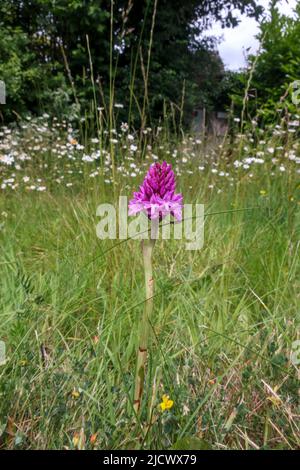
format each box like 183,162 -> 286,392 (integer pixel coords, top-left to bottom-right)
0,0 -> 263,125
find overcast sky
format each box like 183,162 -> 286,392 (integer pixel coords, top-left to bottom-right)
210,0 -> 298,70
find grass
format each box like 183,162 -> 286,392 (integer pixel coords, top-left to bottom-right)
0,117 -> 299,450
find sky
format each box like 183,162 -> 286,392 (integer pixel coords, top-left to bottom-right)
210,0 -> 298,70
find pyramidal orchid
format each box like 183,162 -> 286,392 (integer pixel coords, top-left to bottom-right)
129,162 -> 183,415
129,161 -> 183,221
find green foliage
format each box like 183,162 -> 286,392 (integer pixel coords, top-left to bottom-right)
247,2 -> 300,122
0,25 -> 39,118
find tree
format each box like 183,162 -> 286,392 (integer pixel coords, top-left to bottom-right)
0,0 -> 263,126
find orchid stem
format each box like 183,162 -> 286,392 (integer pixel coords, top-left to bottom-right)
133,237 -> 156,415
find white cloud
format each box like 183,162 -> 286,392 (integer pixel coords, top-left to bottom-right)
209,0 -> 298,70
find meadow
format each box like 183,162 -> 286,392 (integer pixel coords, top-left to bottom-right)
0,114 -> 299,450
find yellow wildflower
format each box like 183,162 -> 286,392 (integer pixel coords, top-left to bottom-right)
160,394 -> 174,411
71,389 -> 80,399
260,189 -> 267,196
72,432 -> 80,448
72,429 -> 85,450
